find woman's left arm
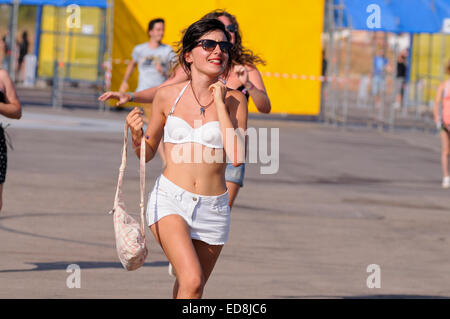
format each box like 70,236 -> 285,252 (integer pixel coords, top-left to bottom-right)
236,64 -> 271,114
0,70 -> 21,119
210,82 -> 247,167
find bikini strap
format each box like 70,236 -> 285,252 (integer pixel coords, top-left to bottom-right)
168,81 -> 190,115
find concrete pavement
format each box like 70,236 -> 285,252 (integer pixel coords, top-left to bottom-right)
0,105 -> 449,298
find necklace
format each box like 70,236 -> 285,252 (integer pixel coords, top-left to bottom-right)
190,82 -> 213,116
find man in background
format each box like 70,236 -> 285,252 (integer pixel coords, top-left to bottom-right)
394,49 -> 408,110
119,18 -> 175,99
119,18 -> 175,166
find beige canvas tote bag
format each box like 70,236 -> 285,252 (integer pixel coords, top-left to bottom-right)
110,124 -> 148,271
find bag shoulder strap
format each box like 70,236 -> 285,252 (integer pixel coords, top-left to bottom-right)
112,123 -> 146,237
139,126 -> 146,237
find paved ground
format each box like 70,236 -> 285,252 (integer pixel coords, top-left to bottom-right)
0,105 -> 450,299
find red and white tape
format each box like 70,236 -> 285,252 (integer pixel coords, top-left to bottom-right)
109,58 -> 351,83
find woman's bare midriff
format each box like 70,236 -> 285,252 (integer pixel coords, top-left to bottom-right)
162,143 -> 228,195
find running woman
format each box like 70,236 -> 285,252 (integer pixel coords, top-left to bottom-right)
0,68 -> 22,212
434,60 -> 450,188
100,9 -> 270,209
126,19 -> 247,298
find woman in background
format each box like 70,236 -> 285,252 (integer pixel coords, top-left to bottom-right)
434,60 -> 450,188
0,68 -> 22,212
17,31 -> 29,82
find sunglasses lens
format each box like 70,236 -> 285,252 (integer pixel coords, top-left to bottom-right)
200,40 -> 231,53
202,40 -> 217,51
226,24 -> 236,33
219,42 -> 232,52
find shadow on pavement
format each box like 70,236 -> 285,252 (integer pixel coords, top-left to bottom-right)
0,261 -> 169,273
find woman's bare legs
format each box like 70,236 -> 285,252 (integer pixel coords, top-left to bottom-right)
150,215 -> 204,299
0,184 -> 3,212
440,130 -> 450,178
172,239 -> 223,298
226,181 -> 240,211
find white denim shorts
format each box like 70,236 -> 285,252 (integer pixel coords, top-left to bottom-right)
146,174 -> 231,245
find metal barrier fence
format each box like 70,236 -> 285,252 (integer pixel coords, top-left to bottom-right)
323,0 -> 450,132
0,1 -> 113,112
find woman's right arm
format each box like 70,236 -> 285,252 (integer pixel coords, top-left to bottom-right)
133,66 -> 188,103
99,65 -> 188,105
127,88 -> 169,162
434,82 -> 444,125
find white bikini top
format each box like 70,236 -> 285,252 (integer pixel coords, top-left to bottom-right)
163,82 -> 224,149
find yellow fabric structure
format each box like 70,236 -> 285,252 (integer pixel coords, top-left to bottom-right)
38,6 -> 103,82
410,33 -> 450,105
112,0 -> 324,115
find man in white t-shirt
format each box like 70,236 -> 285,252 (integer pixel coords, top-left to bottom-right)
120,18 -> 175,167
119,18 -> 175,94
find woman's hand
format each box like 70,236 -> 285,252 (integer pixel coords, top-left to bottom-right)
98,91 -> 131,106
234,65 -> 249,86
209,80 -> 227,105
126,107 -> 145,141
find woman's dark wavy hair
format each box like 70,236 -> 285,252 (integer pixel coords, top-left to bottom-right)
201,9 -> 265,66
177,18 -> 233,79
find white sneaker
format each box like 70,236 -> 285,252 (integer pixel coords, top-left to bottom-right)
168,263 -> 176,277
442,176 -> 450,189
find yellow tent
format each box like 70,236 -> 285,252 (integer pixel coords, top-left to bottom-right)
409,33 -> 450,106
38,5 -> 105,82
112,0 -> 324,115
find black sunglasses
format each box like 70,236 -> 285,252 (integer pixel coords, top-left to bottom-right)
195,39 -> 233,53
226,24 -> 237,33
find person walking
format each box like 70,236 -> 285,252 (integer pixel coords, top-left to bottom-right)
119,18 -> 175,94
0,67 -> 22,212
1,33 -> 11,71
394,49 -> 408,110
371,50 -> 389,108
434,60 -> 450,188
17,31 -> 29,82
120,18 -> 176,167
